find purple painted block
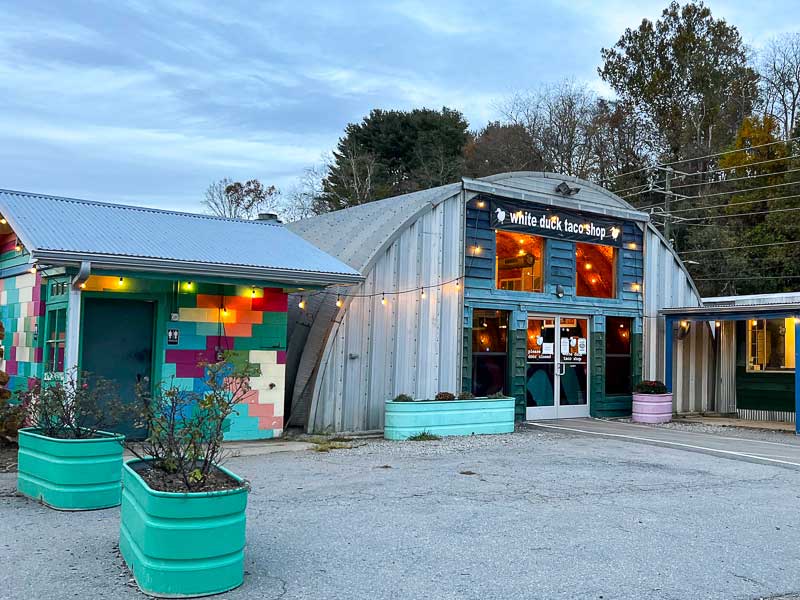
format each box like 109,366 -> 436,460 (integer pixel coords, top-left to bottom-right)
165,349 -> 213,365
205,336 -> 234,352
277,351 -> 286,365
6,360 -> 17,375
632,393 -> 673,424
34,347 -> 43,363
175,362 -> 206,378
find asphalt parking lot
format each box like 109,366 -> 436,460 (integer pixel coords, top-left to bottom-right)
2,422 -> 800,600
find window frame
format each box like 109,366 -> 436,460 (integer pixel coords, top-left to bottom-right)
605,316 -> 633,395
493,230 -> 547,295
746,318 -> 796,374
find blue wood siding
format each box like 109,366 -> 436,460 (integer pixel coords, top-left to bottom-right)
462,196 -> 644,418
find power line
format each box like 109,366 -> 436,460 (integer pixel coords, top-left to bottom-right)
635,179 -> 800,210
678,205 -> 800,222
607,136 -> 800,181
667,192 -> 800,215
694,274 -> 800,282
680,240 -> 800,254
621,164 -> 800,199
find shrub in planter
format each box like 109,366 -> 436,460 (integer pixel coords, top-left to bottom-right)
434,391 -> 456,401
632,380 -> 673,424
120,357 -> 257,598
393,393 -> 413,403
17,373 -> 126,510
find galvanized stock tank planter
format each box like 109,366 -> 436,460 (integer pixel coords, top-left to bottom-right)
119,459 -> 249,598
384,396 -> 515,440
16,427 -> 125,510
632,380 -> 673,424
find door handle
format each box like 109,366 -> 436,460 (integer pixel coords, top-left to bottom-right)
557,364 -> 566,376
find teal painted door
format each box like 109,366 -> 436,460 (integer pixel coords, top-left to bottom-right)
82,298 -> 154,438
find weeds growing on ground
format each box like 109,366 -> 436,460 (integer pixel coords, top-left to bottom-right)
407,431 -> 441,441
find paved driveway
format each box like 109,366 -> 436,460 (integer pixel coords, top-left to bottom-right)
2,424 -> 800,600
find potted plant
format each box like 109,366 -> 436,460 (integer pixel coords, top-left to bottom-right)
384,390 -> 515,440
632,380 -> 673,424
16,373 -> 126,510
120,357 -> 256,598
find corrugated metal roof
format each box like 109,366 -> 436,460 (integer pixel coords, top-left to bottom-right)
286,173 -> 649,273
0,189 -> 362,285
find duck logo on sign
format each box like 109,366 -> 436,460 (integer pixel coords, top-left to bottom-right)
495,207 -> 507,224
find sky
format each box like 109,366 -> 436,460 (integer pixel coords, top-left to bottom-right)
1,0 -> 799,212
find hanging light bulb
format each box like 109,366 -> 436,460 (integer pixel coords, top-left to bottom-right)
118,277 -> 124,286
185,281 -> 193,290
420,288 -> 426,299
298,297 -> 306,310
381,294 -> 387,306
222,306 -> 228,315
14,238 -> 21,253
79,282 -> 86,289
0,217 -> 6,225
251,286 -> 257,297
336,295 -> 343,308
29,264 -> 37,274
476,200 -> 486,208
455,280 -> 460,289
472,245 -> 482,255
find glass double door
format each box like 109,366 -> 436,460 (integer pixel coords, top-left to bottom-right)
525,315 -> 590,420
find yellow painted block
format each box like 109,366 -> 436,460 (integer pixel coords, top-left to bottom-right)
179,307 -> 219,323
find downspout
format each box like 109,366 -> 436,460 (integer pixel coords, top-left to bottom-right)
65,261 -> 90,373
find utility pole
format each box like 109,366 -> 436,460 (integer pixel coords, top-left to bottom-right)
664,166 -> 673,246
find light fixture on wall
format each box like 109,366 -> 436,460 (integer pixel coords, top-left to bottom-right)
476,200 -> 485,208
298,297 -> 306,310
118,277 -> 125,286
29,264 -> 37,274
555,284 -> 565,298
678,320 -> 691,340
336,295 -> 343,308
555,181 -> 580,196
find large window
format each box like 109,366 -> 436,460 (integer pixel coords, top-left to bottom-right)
605,317 -> 632,394
576,242 -> 617,299
747,318 -> 796,372
495,230 -> 544,293
472,309 -> 509,396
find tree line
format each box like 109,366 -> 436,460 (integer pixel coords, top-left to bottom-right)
203,1 -> 800,296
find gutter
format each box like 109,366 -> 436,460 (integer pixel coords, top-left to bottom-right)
31,250 -> 365,287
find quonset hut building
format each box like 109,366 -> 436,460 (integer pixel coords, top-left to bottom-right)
285,172 -> 712,434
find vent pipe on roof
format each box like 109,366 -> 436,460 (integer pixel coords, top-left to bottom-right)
256,212 -> 282,224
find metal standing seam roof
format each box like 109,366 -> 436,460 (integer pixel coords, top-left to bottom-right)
0,189 -> 363,285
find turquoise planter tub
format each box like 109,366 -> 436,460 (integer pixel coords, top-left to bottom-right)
17,427 -> 125,510
384,397 -> 516,440
119,459 -> 249,598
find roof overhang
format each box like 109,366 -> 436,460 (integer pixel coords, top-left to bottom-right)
661,303 -> 800,321
463,178 -> 650,223
31,249 -> 364,287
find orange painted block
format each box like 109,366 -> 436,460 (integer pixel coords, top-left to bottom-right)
222,296 -> 253,311
234,310 -> 263,325
223,323 -> 252,337
196,294 -> 223,308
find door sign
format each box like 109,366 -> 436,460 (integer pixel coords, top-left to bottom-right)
167,328 -> 180,346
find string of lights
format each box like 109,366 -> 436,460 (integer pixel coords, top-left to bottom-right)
635,179 -> 800,210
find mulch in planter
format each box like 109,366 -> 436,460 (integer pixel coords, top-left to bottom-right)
131,461 -> 243,493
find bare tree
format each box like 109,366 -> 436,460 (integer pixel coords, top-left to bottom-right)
759,33 -> 800,140
282,164 -> 328,221
202,178 -> 279,219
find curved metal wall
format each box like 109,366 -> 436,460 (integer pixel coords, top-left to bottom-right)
302,193 -> 464,433
643,226 -> 713,413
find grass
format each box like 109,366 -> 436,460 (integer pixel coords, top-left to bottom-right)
407,431 -> 441,442
312,441 -> 352,453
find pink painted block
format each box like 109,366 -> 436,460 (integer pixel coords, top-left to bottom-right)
248,403 -> 275,418
33,300 -> 44,317
175,363 -> 205,378
276,351 -> 286,365
241,389 -> 259,404
12,332 -> 20,345
258,416 -> 283,430
8,346 -> 15,361
32,275 -> 42,302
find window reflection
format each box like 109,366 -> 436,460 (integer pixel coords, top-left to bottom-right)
576,242 -> 616,298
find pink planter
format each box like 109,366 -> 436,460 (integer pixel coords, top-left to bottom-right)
632,393 -> 673,424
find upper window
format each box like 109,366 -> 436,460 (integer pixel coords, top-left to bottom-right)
747,318 -> 795,373
576,242 -> 617,299
495,231 -> 544,293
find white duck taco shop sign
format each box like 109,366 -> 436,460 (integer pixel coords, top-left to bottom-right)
490,198 -> 624,247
